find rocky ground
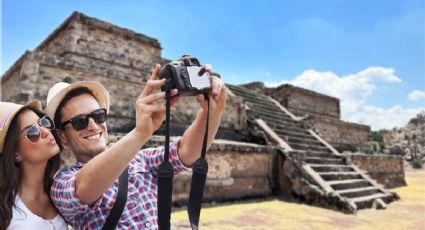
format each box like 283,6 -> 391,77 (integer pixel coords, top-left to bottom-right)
171,166 -> 425,230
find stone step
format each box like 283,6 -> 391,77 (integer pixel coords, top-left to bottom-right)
250,108 -> 295,122
318,172 -> 362,181
273,129 -> 317,141
245,97 -> 275,107
246,98 -> 282,111
304,150 -> 338,158
260,117 -> 305,130
269,128 -> 312,142
229,89 -> 272,104
286,136 -> 323,146
309,164 -> 354,173
270,126 -> 311,136
247,113 -> 294,129
249,111 -> 298,128
227,85 -> 266,96
275,127 -> 310,137
328,179 -> 371,190
349,193 -> 391,210
288,142 -> 330,152
305,157 -> 345,165
336,186 -> 380,199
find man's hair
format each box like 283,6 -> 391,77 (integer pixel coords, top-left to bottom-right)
54,87 -> 96,129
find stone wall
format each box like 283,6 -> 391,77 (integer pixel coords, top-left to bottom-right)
1,12 -> 246,135
57,136 -> 275,204
2,52 -> 42,103
107,135 -> 276,203
36,12 -> 164,73
1,51 -> 246,134
266,84 -> 340,119
311,117 -> 371,153
172,140 -> 276,203
345,153 -> 406,188
259,83 -> 371,153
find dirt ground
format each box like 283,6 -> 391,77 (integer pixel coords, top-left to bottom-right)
171,167 -> 425,230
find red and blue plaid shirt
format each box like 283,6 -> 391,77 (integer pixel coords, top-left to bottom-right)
50,138 -> 190,229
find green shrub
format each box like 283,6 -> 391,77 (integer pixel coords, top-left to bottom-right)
411,159 -> 423,169
389,145 -> 405,156
369,141 -> 381,153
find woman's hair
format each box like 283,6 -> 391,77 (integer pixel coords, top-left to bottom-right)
0,107 -> 61,230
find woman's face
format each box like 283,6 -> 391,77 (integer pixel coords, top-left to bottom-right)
16,109 -> 60,164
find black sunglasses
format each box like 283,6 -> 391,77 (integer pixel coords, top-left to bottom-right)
20,116 -> 55,144
61,108 -> 107,131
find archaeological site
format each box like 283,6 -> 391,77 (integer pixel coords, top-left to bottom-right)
1,12 -> 406,213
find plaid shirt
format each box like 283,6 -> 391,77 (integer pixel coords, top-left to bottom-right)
50,138 -> 190,229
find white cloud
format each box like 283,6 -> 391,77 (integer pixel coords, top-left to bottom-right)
262,66 -> 425,130
265,66 -> 425,130
289,67 -> 402,114
408,90 -> 425,101
346,105 -> 425,130
355,67 -> 401,83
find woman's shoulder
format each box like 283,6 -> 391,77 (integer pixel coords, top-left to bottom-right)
8,196 -> 68,230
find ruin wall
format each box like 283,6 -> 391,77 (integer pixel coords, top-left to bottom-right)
345,153 -> 406,188
266,84 -> 340,119
312,117 -> 371,153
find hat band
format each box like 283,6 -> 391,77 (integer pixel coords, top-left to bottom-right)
0,108 -> 15,131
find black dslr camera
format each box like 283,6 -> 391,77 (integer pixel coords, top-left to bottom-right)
158,55 -> 211,96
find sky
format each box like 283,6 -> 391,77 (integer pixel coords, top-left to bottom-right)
1,0 -> 424,131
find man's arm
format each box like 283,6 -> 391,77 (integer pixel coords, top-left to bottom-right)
178,73 -> 227,167
74,65 -> 180,205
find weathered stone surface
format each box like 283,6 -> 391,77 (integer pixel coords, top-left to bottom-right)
276,152 -> 356,213
1,11 -> 405,210
1,12 -> 245,133
312,117 -> 371,153
259,83 -> 371,153
345,153 -> 406,188
266,84 -> 340,119
36,12 -> 163,70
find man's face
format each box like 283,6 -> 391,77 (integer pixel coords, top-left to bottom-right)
59,94 -> 109,162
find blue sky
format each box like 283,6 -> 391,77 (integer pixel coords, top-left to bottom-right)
1,0 -> 424,130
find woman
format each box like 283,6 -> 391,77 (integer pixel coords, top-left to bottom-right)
0,101 -> 67,230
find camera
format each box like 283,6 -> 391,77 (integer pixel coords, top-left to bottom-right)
158,55 -> 211,96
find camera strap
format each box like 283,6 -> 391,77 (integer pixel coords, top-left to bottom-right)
187,93 -> 209,230
158,89 -> 175,230
158,89 -> 210,230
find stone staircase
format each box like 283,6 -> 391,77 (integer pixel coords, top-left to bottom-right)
227,84 -> 399,213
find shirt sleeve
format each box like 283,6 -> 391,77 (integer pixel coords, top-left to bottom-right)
135,137 -> 191,176
50,167 -> 102,225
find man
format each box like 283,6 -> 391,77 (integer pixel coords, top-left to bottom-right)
46,64 -> 227,229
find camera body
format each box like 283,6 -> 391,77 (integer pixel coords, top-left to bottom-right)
158,55 -> 211,96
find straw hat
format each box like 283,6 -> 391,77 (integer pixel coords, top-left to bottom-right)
0,101 -> 42,154
45,81 -> 110,120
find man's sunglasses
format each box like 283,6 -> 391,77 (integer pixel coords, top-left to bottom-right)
21,116 -> 55,144
61,108 -> 107,131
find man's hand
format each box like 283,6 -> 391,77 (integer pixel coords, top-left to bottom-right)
178,64 -> 227,166
135,64 -> 180,138
195,64 -> 227,114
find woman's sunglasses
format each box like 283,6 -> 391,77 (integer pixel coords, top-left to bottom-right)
21,116 -> 55,144
61,108 -> 107,131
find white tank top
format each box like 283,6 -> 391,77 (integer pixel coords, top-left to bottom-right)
8,196 -> 68,230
